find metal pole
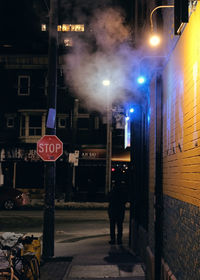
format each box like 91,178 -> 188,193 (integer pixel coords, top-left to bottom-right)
105,90 -> 112,195
42,0 -> 58,259
129,105 -> 142,251
154,74 -> 163,280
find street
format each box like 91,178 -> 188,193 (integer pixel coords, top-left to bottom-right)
0,209 -> 142,280
0,209 -> 130,242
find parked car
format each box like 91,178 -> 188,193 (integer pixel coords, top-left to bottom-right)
0,187 -> 30,210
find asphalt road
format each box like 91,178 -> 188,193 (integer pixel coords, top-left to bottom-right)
0,209 -> 130,242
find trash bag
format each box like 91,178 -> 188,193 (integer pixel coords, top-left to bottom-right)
0,249 -> 9,270
0,232 -> 23,248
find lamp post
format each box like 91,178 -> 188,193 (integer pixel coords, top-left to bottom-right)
102,80 -> 112,195
149,5 -> 174,47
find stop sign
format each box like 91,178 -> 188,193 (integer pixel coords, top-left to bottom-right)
37,135 -> 63,161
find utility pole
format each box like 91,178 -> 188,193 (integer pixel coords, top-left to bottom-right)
105,82 -> 112,195
42,0 -> 58,259
106,106 -> 112,195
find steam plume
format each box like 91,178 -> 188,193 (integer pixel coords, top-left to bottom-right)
64,5 -> 141,112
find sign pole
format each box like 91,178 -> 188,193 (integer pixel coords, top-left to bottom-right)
42,0 -> 58,259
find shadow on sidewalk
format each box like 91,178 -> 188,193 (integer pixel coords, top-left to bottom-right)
104,245 -> 142,273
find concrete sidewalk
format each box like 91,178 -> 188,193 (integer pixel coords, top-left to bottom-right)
40,232 -> 145,280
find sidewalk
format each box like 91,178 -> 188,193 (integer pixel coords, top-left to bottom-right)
40,231 -> 145,280
28,199 -> 110,210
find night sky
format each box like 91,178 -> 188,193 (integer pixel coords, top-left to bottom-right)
0,0 -> 48,51
0,0 -> 133,51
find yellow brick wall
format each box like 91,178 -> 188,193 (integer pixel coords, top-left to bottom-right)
162,3 -> 200,206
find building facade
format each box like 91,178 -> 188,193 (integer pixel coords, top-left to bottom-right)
0,0 -> 131,201
130,1 -> 200,279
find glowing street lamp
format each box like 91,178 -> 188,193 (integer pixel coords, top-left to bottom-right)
102,79 -> 112,195
102,80 -> 110,86
149,5 -> 174,47
137,76 -> 146,85
149,34 -> 161,47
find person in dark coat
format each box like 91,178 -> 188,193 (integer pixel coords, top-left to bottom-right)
107,182 -> 127,245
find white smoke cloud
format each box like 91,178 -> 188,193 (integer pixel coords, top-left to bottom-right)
63,5 -> 142,113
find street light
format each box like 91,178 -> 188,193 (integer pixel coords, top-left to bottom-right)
149,34 -> 161,47
102,80 -> 110,86
137,76 -> 146,85
136,56 -> 166,86
102,79 -> 112,195
149,5 -> 174,47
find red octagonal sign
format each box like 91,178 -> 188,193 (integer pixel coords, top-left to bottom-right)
37,135 -> 63,161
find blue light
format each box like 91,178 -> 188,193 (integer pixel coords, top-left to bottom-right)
129,108 -> 135,113
137,76 -> 146,84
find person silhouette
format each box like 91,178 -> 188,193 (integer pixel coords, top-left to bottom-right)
107,182 -> 127,245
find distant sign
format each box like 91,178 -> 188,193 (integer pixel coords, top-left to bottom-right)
37,135 -> 63,161
69,150 -> 79,166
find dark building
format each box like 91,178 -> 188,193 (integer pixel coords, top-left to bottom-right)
0,0 -> 131,201
2,0 -> 200,279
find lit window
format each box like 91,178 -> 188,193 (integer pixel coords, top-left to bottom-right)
64,38 -> 73,47
7,117 -> 14,128
71,24 -> 84,32
18,75 -> 30,95
59,24 -> 84,32
62,24 -> 70,32
57,25 -> 62,31
41,24 -> 46,31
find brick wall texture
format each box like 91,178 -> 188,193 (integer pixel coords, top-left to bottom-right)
163,195 -> 200,279
147,3 -> 200,279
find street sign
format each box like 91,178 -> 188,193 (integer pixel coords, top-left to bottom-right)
69,150 -> 79,166
37,135 -> 63,161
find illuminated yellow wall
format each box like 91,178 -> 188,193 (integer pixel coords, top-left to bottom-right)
162,3 -> 200,206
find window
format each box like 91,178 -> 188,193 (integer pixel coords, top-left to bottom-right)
19,112 -> 45,141
61,24 -> 71,32
71,24 -> 84,32
41,24 -> 47,31
21,115 -> 25,136
18,75 -> 30,95
94,117 -> 99,129
57,25 -> 62,31
64,38 -> 73,47
58,24 -> 84,32
58,117 -> 66,128
29,115 -> 42,136
7,117 -> 14,128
